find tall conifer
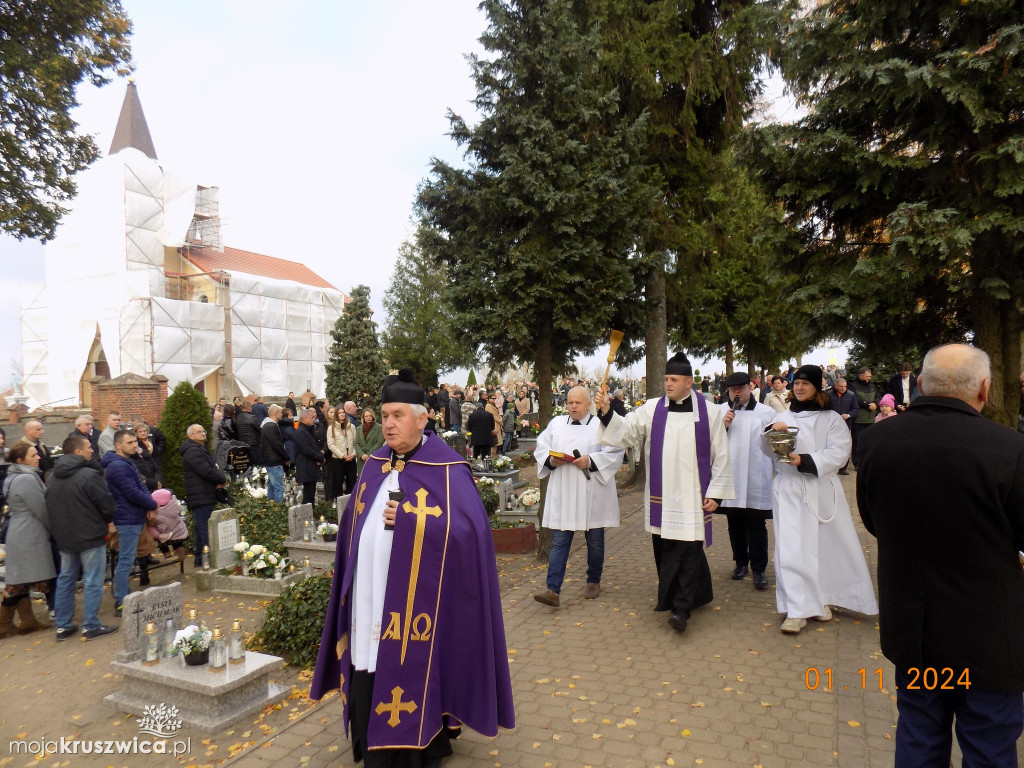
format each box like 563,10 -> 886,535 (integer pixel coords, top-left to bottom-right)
325,285 -> 388,409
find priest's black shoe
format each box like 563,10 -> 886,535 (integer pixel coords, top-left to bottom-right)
668,614 -> 687,633
731,565 -> 749,580
753,571 -> 768,590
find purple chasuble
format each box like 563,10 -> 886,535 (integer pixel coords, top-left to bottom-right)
648,393 -> 714,546
310,432 -> 515,748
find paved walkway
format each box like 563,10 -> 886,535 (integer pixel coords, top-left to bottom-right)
227,484 -> 904,768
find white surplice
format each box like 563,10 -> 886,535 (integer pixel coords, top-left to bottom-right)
759,409 -> 878,618
350,471 -> 398,673
717,401 -> 775,510
535,416 -> 624,530
599,393 -> 734,541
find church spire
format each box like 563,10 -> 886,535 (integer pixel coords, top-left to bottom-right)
108,78 -> 158,160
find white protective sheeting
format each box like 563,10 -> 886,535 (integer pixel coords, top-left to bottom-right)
227,272 -> 343,397
21,149 -> 196,408
151,297 -> 226,390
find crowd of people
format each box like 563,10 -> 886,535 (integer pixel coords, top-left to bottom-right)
1,350 -> 1022,767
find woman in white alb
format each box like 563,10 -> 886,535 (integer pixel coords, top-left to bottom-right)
760,365 -> 878,634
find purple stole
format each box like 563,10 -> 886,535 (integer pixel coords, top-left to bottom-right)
648,393 -> 714,546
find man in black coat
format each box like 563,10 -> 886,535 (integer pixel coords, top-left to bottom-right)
46,434 -> 118,641
857,344 -> 1024,767
235,402 -> 262,466
885,361 -> 919,413
293,408 -> 324,505
260,404 -> 290,503
180,425 -> 227,567
828,377 -> 859,474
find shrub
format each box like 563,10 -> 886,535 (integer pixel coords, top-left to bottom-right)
479,487 -> 500,515
234,495 -> 290,554
158,382 -> 213,499
248,572 -> 333,669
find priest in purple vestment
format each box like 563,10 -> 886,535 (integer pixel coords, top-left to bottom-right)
311,370 -> 515,767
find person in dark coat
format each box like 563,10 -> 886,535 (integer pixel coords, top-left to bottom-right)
235,402 -> 262,466
885,362 -> 918,413
293,408 -> 324,505
847,367 -> 878,469
260,405 -> 290,503
67,415 -> 101,456
857,344 -> 1024,767
179,425 -> 227,567
217,404 -> 239,442
280,407 -> 296,462
466,403 -> 497,459
285,392 -> 297,414
101,430 -> 157,614
47,434 -> 117,641
828,378 -> 859,474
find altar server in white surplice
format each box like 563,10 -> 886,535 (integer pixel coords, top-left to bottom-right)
533,387 -> 624,608
717,371 -> 776,592
596,353 -> 734,634
759,364 -> 878,635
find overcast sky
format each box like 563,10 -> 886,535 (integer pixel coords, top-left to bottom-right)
0,1 -> 842,391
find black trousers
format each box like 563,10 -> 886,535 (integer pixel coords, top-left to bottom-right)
301,481 -> 317,505
723,508 -> 771,573
851,421 -> 873,467
342,458 -> 357,495
652,535 -> 713,618
350,670 -> 453,767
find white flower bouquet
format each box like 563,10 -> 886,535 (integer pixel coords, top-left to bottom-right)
316,522 -> 339,536
234,541 -> 285,578
173,622 -> 212,655
492,456 -> 513,471
518,487 -> 540,507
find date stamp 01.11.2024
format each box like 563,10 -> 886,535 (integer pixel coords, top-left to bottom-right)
805,667 -> 972,692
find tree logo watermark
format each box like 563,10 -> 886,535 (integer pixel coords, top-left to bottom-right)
138,704 -> 183,738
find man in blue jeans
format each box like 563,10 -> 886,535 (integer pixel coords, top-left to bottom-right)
46,434 -> 119,640
533,387 -> 624,607
102,429 -> 157,617
260,405 -> 290,503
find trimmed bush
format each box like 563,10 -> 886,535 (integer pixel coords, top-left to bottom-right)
234,494 -> 290,554
158,382 -> 213,499
248,572 -> 333,669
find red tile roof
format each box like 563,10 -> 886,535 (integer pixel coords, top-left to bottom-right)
184,246 -> 339,291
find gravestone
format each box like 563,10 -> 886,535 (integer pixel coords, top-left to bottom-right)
450,434 -> 468,458
115,582 -> 183,663
207,508 -> 239,570
287,503 -> 315,540
226,445 -> 251,477
335,494 -> 350,522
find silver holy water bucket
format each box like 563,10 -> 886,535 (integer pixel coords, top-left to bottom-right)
767,426 -> 800,464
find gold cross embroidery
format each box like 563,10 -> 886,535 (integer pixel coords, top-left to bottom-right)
400,488 -> 442,664
375,686 -> 418,727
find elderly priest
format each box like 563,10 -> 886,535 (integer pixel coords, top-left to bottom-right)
311,369 -> 514,767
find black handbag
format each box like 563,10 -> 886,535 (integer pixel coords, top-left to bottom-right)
215,487 -> 234,506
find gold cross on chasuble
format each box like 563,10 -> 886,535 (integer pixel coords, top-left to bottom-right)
400,488 -> 442,664
375,685 -> 418,727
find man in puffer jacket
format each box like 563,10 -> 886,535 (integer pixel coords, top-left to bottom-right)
46,434 -> 118,641
101,429 -> 157,617
180,424 -> 227,567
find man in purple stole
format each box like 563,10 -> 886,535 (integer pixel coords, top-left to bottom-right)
596,352 -> 733,634
311,370 -> 515,767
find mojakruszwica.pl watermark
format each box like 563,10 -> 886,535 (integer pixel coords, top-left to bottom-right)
8,703 -> 191,757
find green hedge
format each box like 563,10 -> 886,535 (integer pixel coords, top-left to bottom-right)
248,572 -> 333,669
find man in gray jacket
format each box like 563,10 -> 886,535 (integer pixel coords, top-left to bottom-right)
46,434 -> 118,641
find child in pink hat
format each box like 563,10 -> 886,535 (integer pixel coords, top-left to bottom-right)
875,393 -> 898,422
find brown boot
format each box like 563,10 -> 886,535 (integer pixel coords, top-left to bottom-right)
15,597 -> 51,634
174,546 -> 187,563
533,589 -> 559,608
0,604 -> 16,639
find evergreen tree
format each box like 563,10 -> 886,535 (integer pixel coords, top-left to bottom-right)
466,369 -> 477,388
597,0 -> 788,393
158,381 -> 213,499
0,0 -> 133,241
417,0 -> 657,436
748,0 -> 1024,425
381,236 -> 475,389
325,285 -> 389,409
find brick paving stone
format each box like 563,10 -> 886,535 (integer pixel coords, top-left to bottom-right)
221,478 -> 1024,768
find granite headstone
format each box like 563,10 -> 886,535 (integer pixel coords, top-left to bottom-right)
116,582 -> 183,663
287,503 -> 315,540
208,507 -> 239,570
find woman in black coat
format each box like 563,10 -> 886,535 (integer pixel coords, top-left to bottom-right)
466,405 -> 497,460
218,404 -> 238,442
